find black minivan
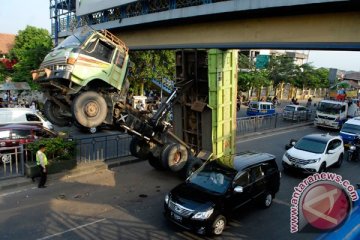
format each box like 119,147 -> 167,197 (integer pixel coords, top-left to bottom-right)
164,151 -> 281,236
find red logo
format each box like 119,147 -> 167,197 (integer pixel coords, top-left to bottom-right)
301,183 -> 350,230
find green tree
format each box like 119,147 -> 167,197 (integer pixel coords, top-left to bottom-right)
0,62 -> 7,82
9,26 -> 53,87
128,50 -> 175,95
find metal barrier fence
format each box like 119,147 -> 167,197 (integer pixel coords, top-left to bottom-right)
76,133 -> 132,163
236,111 -> 315,136
0,146 -> 24,179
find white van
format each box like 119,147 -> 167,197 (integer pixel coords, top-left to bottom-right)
0,108 -> 53,130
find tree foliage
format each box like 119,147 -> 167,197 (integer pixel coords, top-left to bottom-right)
9,26 -> 53,87
128,50 -> 175,95
238,52 -> 331,95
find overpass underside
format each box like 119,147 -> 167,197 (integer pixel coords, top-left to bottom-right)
113,11 -> 360,50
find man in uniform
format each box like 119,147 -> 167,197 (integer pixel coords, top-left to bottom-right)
36,144 -> 48,188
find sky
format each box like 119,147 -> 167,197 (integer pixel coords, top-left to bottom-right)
1,0 -> 360,72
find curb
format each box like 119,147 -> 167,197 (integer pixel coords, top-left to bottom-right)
105,156 -> 143,169
0,161 -> 108,191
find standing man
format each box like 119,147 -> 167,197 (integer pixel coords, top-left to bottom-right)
36,144 -> 48,188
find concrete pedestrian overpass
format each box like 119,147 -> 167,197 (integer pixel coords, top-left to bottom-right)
54,0 -> 360,50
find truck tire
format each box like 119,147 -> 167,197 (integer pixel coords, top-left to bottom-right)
180,157 -> 203,179
44,100 -> 70,127
161,143 -> 188,172
148,154 -> 165,170
72,91 -> 107,128
129,137 -> 149,160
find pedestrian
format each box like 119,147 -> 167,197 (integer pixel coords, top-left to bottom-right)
36,144 -> 48,188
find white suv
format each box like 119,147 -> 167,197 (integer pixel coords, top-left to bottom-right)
282,134 -> 344,173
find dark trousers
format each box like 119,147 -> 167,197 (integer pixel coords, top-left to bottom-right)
38,165 -> 47,187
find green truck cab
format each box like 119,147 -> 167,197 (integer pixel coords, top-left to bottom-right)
32,27 -> 130,128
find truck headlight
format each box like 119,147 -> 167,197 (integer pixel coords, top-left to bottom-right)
164,194 -> 169,205
191,208 -> 214,220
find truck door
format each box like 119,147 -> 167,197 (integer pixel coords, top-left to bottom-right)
109,48 -> 127,90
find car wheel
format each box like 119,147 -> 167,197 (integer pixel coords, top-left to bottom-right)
129,137 -> 149,160
260,192 -> 273,208
211,215 -> 226,236
334,154 -> 343,168
318,162 -> 326,173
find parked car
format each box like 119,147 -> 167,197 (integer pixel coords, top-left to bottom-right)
164,151 -> 281,236
282,133 -> 344,173
246,101 -> 275,116
282,104 -> 310,121
0,108 -> 53,130
0,124 -> 58,147
340,117 -> 360,146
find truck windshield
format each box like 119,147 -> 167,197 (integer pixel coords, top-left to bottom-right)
341,123 -> 360,134
55,28 -> 93,49
317,102 -> 342,115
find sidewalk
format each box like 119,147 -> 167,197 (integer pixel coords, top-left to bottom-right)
0,121 -> 314,191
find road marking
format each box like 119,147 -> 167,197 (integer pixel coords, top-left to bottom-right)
37,218 -> 106,240
237,126 -> 310,143
0,186 -> 38,197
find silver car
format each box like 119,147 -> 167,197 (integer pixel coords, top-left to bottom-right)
283,105 -> 310,121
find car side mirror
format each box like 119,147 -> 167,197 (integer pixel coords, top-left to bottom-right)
234,186 -> 243,193
327,149 -> 336,154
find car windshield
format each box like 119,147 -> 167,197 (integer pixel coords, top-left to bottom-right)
188,164 -> 233,194
341,123 -> 360,134
284,106 -> 296,112
317,102 -> 342,114
294,137 -> 327,154
55,27 -> 93,49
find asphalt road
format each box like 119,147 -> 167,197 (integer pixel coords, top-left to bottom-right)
0,125 -> 358,240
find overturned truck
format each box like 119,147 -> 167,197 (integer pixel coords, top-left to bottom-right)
33,28 -> 238,177
32,27 -> 130,129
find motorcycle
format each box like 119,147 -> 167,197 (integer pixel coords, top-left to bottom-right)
346,136 -> 360,162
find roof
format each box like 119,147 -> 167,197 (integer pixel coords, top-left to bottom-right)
0,33 -> 16,54
344,117 -> 360,125
233,151 -> 276,171
319,99 -> 347,105
302,133 -> 337,143
0,82 -> 31,91
344,72 -> 360,81
0,124 -> 43,130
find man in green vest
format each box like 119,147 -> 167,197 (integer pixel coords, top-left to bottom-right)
36,144 -> 48,188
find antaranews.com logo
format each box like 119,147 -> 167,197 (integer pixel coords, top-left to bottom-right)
290,172 -> 359,233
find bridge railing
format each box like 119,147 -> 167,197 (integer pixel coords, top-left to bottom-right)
236,110 -> 315,135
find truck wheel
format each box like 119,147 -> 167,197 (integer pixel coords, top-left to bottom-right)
129,137 -> 149,160
72,91 -> 107,128
44,100 -> 70,127
148,154 -> 165,170
161,143 -> 188,172
180,157 -> 203,179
